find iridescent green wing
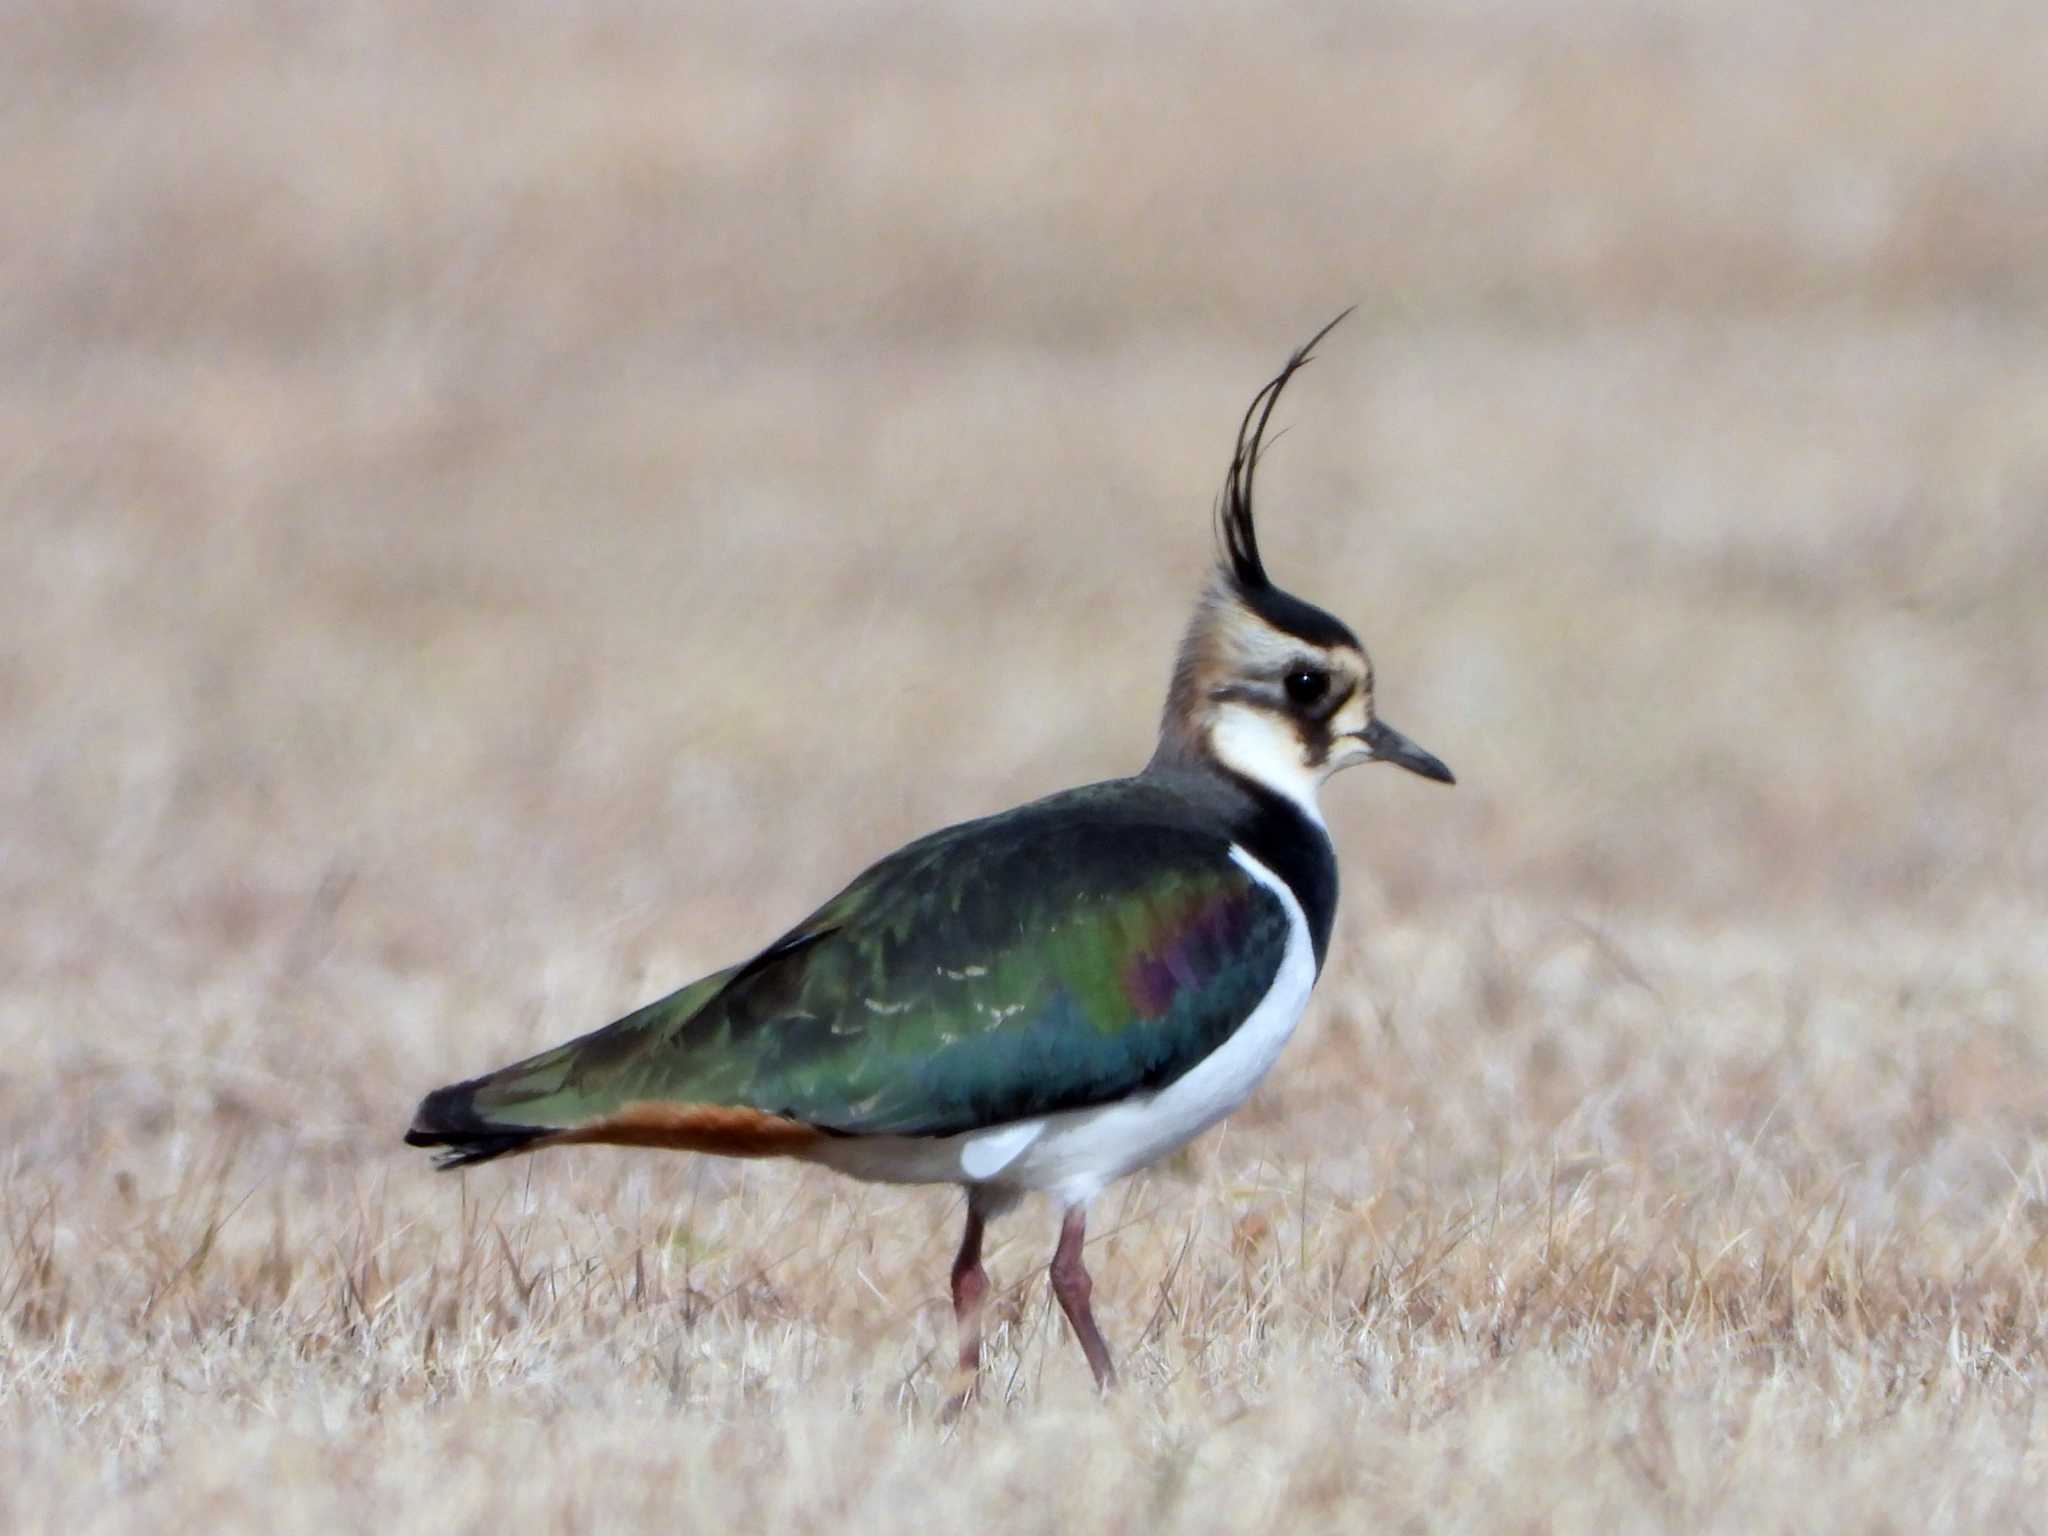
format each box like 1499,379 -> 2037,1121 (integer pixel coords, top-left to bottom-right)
463,782 -> 1295,1137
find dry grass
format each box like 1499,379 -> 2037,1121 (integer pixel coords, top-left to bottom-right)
5,2 -> 2048,1530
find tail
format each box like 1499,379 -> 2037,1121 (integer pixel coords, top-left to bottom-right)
404,1078 -> 554,1169
404,963 -> 822,1171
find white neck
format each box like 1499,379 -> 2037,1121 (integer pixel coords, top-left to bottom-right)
1204,702 -> 1326,828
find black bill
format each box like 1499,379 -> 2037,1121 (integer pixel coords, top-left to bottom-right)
1361,718 -> 1455,785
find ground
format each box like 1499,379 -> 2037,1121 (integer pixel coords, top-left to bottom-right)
5,2 -> 2048,1530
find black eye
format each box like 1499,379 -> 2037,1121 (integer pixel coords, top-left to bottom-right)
1284,668 -> 1330,707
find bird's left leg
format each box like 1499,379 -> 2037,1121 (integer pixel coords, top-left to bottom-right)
943,1190 -> 992,1416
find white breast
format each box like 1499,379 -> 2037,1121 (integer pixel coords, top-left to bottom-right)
815,844 -> 1320,1206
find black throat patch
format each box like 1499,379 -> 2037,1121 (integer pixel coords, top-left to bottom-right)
1219,773 -> 1339,970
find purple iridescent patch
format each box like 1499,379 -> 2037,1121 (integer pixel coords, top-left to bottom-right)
1122,888 -> 1253,1018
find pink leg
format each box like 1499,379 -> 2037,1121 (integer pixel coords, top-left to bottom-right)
1049,1204 -> 1116,1390
950,1199 -> 989,1375
943,1197 -> 990,1417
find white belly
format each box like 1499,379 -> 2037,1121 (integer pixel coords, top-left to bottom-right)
812,845 -> 1319,1207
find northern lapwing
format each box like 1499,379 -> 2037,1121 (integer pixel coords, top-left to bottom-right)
406,315 -> 1453,1395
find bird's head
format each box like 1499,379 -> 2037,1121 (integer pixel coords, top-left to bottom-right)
1152,314 -> 1453,816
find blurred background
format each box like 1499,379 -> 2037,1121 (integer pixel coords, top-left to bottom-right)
6,0 -> 2047,1270
8,7 -> 2048,1523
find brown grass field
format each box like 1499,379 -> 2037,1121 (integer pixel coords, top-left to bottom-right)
6,2 -> 2048,1530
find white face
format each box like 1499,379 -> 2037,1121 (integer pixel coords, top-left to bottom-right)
1165,577 -> 1452,804
1200,634 -> 1378,820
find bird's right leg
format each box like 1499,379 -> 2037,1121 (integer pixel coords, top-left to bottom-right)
1049,1203 -> 1116,1390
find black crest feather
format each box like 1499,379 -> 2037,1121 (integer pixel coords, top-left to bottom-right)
1217,307 -> 1355,592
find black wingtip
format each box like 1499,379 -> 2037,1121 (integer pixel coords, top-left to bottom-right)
405,1083 -> 550,1170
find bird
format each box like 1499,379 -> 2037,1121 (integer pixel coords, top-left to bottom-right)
404,314 -> 1453,1397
